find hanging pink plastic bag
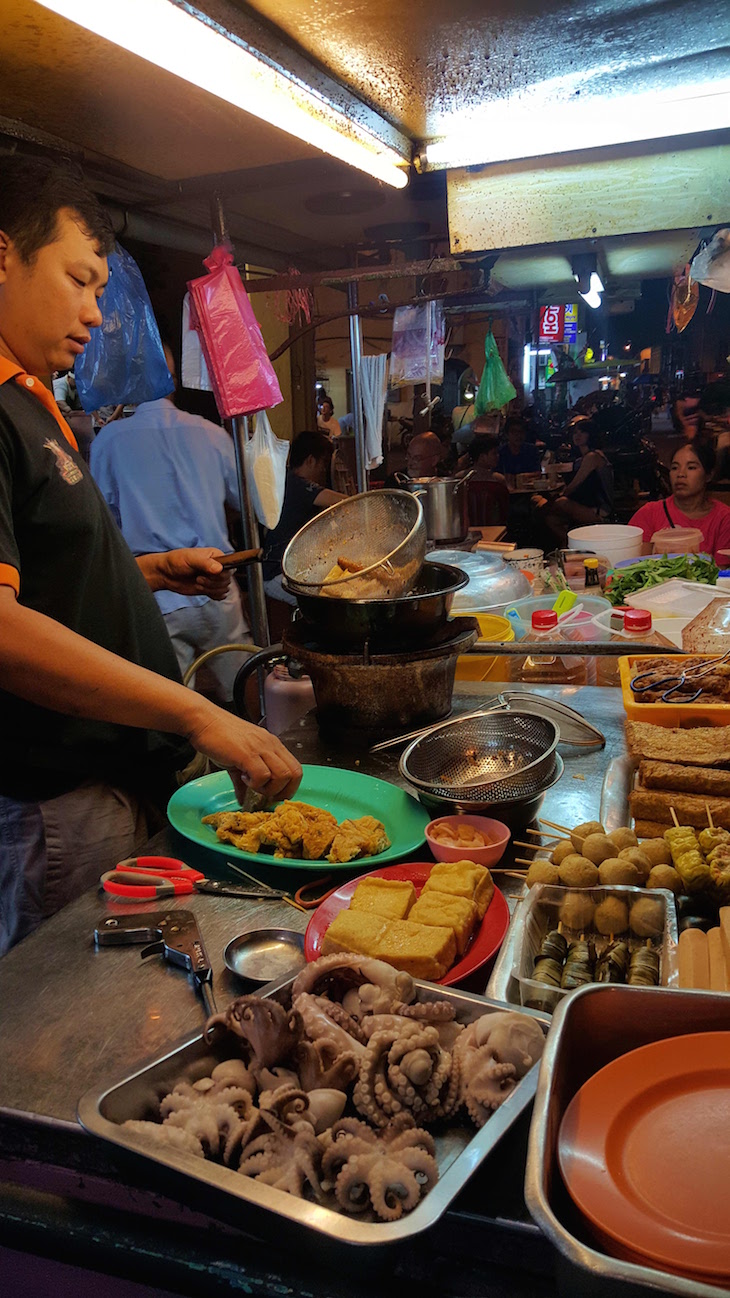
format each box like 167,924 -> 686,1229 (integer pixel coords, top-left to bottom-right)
187,245 -> 282,418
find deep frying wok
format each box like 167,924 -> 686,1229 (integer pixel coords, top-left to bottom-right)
281,561 -> 468,647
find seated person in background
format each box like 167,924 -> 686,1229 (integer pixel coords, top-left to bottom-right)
629,440 -> 730,564
317,395 -> 342,438
498,416 -> 541,476
536,418 -> 613,547
262,430 -> 345,605
467,433 -> 506,483
406,430 -> 447,478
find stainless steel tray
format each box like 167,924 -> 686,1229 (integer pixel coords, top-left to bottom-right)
525,983 -> 730,1298
78,975 -> 548,1251
487,883 -> 679,1011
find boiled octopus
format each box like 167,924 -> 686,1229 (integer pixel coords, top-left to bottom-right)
453,1011 -> 545,1127
320,1115 -> 438,1221
353,1022 -> 459,1127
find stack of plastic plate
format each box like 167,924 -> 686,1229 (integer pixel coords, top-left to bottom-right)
558,1032 -> 730,1287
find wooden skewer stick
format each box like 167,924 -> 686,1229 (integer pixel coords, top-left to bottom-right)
525,826 -> 560,839
706,802 -> 715,830
670,806 -> 680,828
490,869 -> 529,879
539,817 -> 572,835
514,856 -> 545,867
513,840 -> 541,852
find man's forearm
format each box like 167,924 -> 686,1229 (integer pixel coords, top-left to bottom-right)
0,591 -> 211,739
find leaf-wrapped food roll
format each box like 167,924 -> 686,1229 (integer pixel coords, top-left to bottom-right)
628,945 -> 660,986
595,940 -> 629,984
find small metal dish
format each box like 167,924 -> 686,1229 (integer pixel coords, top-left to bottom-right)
224,929 -> 306,984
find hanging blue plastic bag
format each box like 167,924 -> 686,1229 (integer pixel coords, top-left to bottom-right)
75,243 -> 173,412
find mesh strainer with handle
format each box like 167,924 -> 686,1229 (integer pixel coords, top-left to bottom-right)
399,711 -> 560,802
282,489 -> 426,598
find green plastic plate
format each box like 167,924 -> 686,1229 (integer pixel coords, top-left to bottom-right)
167,765 -> 430,872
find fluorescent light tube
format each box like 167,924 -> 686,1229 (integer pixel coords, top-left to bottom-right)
424,79 -> 730,169
35,0 -> 409,188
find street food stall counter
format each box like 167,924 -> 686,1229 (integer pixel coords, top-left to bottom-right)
0,682 -> 626,1298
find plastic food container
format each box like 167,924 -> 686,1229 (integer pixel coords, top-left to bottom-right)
501,883 -> 678,1016
623,576 -> 722,618
454,612 -> 513,681
568,524 -> 643,566
619,653 -> 730,726
504,548 -> 544,575
651,526 -> 703,555
505,594 -> 611,643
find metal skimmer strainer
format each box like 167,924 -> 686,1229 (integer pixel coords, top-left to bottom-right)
282,490 -> 426,598
399,711 -> 560,802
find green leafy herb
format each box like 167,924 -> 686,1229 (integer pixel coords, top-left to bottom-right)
606,553 -> 719,606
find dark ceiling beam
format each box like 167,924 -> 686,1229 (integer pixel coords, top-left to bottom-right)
243,255 -> 490,293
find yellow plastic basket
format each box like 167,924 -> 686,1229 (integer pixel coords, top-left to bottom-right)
455,613 -> 514,682
619,653 -> 730,727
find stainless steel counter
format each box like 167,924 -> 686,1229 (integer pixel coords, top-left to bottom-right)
0,684 -> 626,1297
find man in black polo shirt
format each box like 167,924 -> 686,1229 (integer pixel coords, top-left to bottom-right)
0,158 -> 301,955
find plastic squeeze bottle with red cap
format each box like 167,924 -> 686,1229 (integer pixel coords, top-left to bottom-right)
596,608 -> 676,686
511,609 -> 588,685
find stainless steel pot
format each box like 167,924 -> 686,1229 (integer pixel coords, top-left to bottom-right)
401,473 -> 474,544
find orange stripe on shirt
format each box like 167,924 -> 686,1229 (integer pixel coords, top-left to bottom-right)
0,356 -> 79,452
0,562 -> 20,595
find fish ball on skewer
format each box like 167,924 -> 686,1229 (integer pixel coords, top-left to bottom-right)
581,834 -> 615,865
598,858 -> 641,887
526,859 -> 560,888
558,892 -> 596,931
551,839 -> 576,866
630,896 -> 664,938
638,838 -> 672,868
558,856 -> 600,888
606,827 -> 639,851
646,864 -> 683,894
618,847 -> 652,883
594,898 -> 629,936
570,821 -> 605,851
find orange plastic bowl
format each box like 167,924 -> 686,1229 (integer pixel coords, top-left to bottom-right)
425,815 -> 511,867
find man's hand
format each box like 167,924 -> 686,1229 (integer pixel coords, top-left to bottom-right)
187,703 -> 303,802
137,548 -> 232,599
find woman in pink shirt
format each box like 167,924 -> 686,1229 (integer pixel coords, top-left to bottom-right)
629,441 -> 730,563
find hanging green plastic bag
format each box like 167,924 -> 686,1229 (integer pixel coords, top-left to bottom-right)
474,329 -> 516,415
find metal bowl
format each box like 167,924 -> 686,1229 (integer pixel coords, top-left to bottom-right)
283,562 -> 468,647
283,489 -> 426,596
399,711 -> 560,802
413,754 -> 564,831
425,550 -> 531,612
224,929 -> 306,984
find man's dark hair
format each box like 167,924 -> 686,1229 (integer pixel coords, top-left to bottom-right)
0,156 -> 115,263
290,429 -> 333,469
470,433 -> 499,462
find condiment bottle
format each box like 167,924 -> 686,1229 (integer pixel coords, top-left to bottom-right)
583,557 -> 600,588
596,608 -> 676,687
510,609 -> 588,686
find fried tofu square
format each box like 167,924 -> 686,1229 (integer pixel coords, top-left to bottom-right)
409,891 -> 478,956
349,877 -> 416,920
327,816 -> 391,864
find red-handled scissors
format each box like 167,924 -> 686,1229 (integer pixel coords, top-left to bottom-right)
100,857 -> 290,902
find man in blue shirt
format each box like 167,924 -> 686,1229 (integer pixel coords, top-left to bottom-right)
497,416 -> 542,477
91,347 -> 249,702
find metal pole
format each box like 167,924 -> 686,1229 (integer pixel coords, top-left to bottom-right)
347,281 -> 367,493
210,194 -> 270,716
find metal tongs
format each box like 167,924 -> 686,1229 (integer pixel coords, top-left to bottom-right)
630,650 -> 730,703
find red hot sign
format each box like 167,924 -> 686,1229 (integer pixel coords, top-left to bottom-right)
539,305 -> 564,344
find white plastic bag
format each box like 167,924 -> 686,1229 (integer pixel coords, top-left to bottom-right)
181,292 -> 212,390
389,303 -> 445,385
690,229 -> 730,293
244,410 -> 289,530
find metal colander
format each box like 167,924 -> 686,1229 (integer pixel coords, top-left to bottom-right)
399,711 -> 560,803
282,490 -> 426,599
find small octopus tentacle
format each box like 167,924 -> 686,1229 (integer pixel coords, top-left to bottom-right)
392,1000 -> 456,1022
309,994 -> 368,1044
